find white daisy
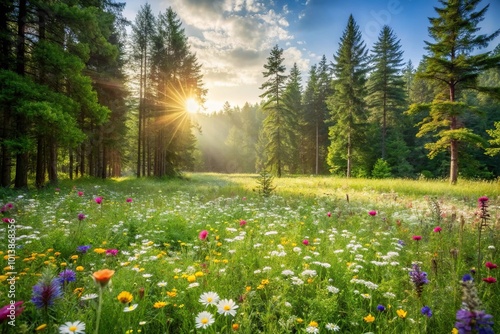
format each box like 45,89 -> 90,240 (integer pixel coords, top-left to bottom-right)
325,323 -> 340,331
199,291 -> 220,307
123,304 -> 138,312
58,321 -> 85,334
216,298 -> 239,316
195,311 -> 215,329
157,281 -> 167,287
80,293 -> 98,300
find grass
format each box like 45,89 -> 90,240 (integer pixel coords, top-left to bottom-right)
0,173 -> 498,333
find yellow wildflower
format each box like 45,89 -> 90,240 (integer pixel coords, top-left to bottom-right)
397,309 -> 407,319
363,314 -> 375,323
117,291 -> 133,304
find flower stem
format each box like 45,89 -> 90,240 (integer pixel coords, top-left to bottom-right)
95,286 -> 103,334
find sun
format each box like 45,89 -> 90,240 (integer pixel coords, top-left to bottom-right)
185,97 -> 199,114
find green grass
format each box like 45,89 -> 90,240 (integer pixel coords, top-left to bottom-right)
0,173 -> 498,333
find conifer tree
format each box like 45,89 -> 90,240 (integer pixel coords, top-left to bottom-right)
259,45 -> 288,177
327,15 -> 369,177
407,0 -> 500,184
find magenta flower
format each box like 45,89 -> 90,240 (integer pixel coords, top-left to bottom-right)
478,196 -> 489,204
482,277 -> 497,284
77,213 -> 86,221
105,249 -> 119,256
239,220 -> 247,227
94,196 -> 103,205
412,235 -> 422,241
78,191 -> 84,197
0,301 -> 24,322
433,226 -> 442,233
327,212 -> 332,217
126,198 -> 133,203
199,230 -> 208,240
485,262 -> 498,270
302,239 -> 309,246
368,210 -> 377,216
2,218 -> 12,223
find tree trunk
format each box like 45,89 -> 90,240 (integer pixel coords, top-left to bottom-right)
14,0 -> 28,189
449,85 -> 458,184
35,136 -> 46,188
347,130 -> 351,178
47,137 -> 58,185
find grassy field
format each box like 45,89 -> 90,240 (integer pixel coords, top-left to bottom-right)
0,174 -> 498,333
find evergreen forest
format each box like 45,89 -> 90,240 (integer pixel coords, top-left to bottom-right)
1,0 -> 500,189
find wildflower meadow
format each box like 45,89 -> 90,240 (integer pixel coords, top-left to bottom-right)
0,174 -> 498,333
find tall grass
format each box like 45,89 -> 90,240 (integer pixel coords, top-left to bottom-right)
0,174 -> 498,333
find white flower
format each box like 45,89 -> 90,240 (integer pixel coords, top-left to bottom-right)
217,298 -> 239,316
187,282 -> 200,289
199,291 -> 220,307
325,323 -> 340,331
59,321 -> 85,334
195,311 -> 215,329
157,281 -> 167,287
123,304 -> 138,312
383,292 -> 396,299
281,269 -> 295,276
80,293 -> 98,300
306,325 -> 320,333
300,269 -> 317,277
326,285 -> 340,294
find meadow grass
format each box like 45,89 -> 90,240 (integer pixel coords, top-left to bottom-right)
0,174 -> 498,333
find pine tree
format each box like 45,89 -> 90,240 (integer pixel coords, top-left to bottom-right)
259,45 -> 288,177
283,63 -> 302,173
327,15 -> 369,177
408,0 -> 500,184
366,25 -> 406,160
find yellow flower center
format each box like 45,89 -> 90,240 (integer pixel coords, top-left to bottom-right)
224,305 -> 231,311
201,317 -> 208,324
69,326 -> 77,332
207,297 -> 212,302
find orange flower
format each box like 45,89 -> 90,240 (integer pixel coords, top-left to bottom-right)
92,269 -> 115,287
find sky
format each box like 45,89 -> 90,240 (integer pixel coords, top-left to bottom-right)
122,0 -> 500,113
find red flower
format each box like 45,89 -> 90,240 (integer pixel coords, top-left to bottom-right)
95,196 -> 103,205
327,212 -> 332,217
482,277 -> 497,284
78,191 -> 84,197
199,230 -> 208,240
0,301 -> 24,322
302,239 -> 309,246
126,198 -> 133,203
433,226 -> 442,233
239,220 -> 247,227
412,235 -> 422,241
485,262 -> 498,270
368,210 -> 377,216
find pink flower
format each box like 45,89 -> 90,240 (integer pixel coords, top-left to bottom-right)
482,277 -> 497,284
0,301 -> 24,322
327,212 -> 332,217
412,235 -> 422,241
239,220 -> 247,227
302,239 -> 309,246
2,218 -> 12,223
105,249 -> 119,256
368,210 -> 377,216
126,198 -> 133,203
478,196 -> 489,204
78,191 -> 84,197
199,230 -> 208,240
77,213 -> 86,221
95,196 -> 103,205
433,226 -> 442,233
485,262 -> 498,270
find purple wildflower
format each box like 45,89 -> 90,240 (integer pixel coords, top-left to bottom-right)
377,304 -> 386,312
462,274 -> 473,282
455,309 -> 494,334
421,306 -> 432,317
409,263 -> 429,297
77,245 -> 91,253
398,239 -> 405,246
77,213 -> 86,221
31,277 -> 63,309
58,269 -> 76,284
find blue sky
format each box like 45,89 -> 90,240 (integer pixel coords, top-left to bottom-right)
122,0 -> 500,113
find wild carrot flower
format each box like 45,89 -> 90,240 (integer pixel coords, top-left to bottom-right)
409,263 -> 429,297
0,301 -> 24,322
31,275 -> 63,309
199,230 -> 208,240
